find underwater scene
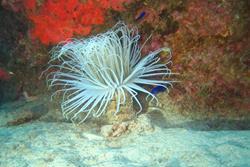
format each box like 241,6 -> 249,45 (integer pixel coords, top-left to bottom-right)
0,0 -> 249,166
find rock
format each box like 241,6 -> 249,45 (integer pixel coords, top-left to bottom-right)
111,122 -> 129,137
100,122 -> 129,138
102,93 -> 136,124
128,114 -> 154,134
81,133 -> 104,141
0,100 -> 48,127
100,125 -> 113,138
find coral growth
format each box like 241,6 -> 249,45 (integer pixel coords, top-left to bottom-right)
172,0 -> 232,37
23,0 -> 130,45
127,0 -> 250,113
165,0 -> 250,112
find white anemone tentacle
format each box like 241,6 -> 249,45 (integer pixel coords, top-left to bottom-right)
46,22 -> 174,123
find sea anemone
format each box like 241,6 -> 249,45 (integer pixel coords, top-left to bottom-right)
46,23 -> 173,123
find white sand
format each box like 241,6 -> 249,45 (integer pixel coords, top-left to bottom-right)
0,121 -> 249,167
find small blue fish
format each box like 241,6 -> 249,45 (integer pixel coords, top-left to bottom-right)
135,11 -> 146,21
150,85 -> 166,95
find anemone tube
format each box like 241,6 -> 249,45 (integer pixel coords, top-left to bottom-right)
46,23 -> 174,123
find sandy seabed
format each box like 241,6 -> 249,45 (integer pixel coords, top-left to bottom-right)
0,98 -> 249,167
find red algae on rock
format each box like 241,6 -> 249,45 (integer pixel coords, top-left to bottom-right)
165,0 -> 250,113
172,0 -> 233,37
23,0 -> 131,45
